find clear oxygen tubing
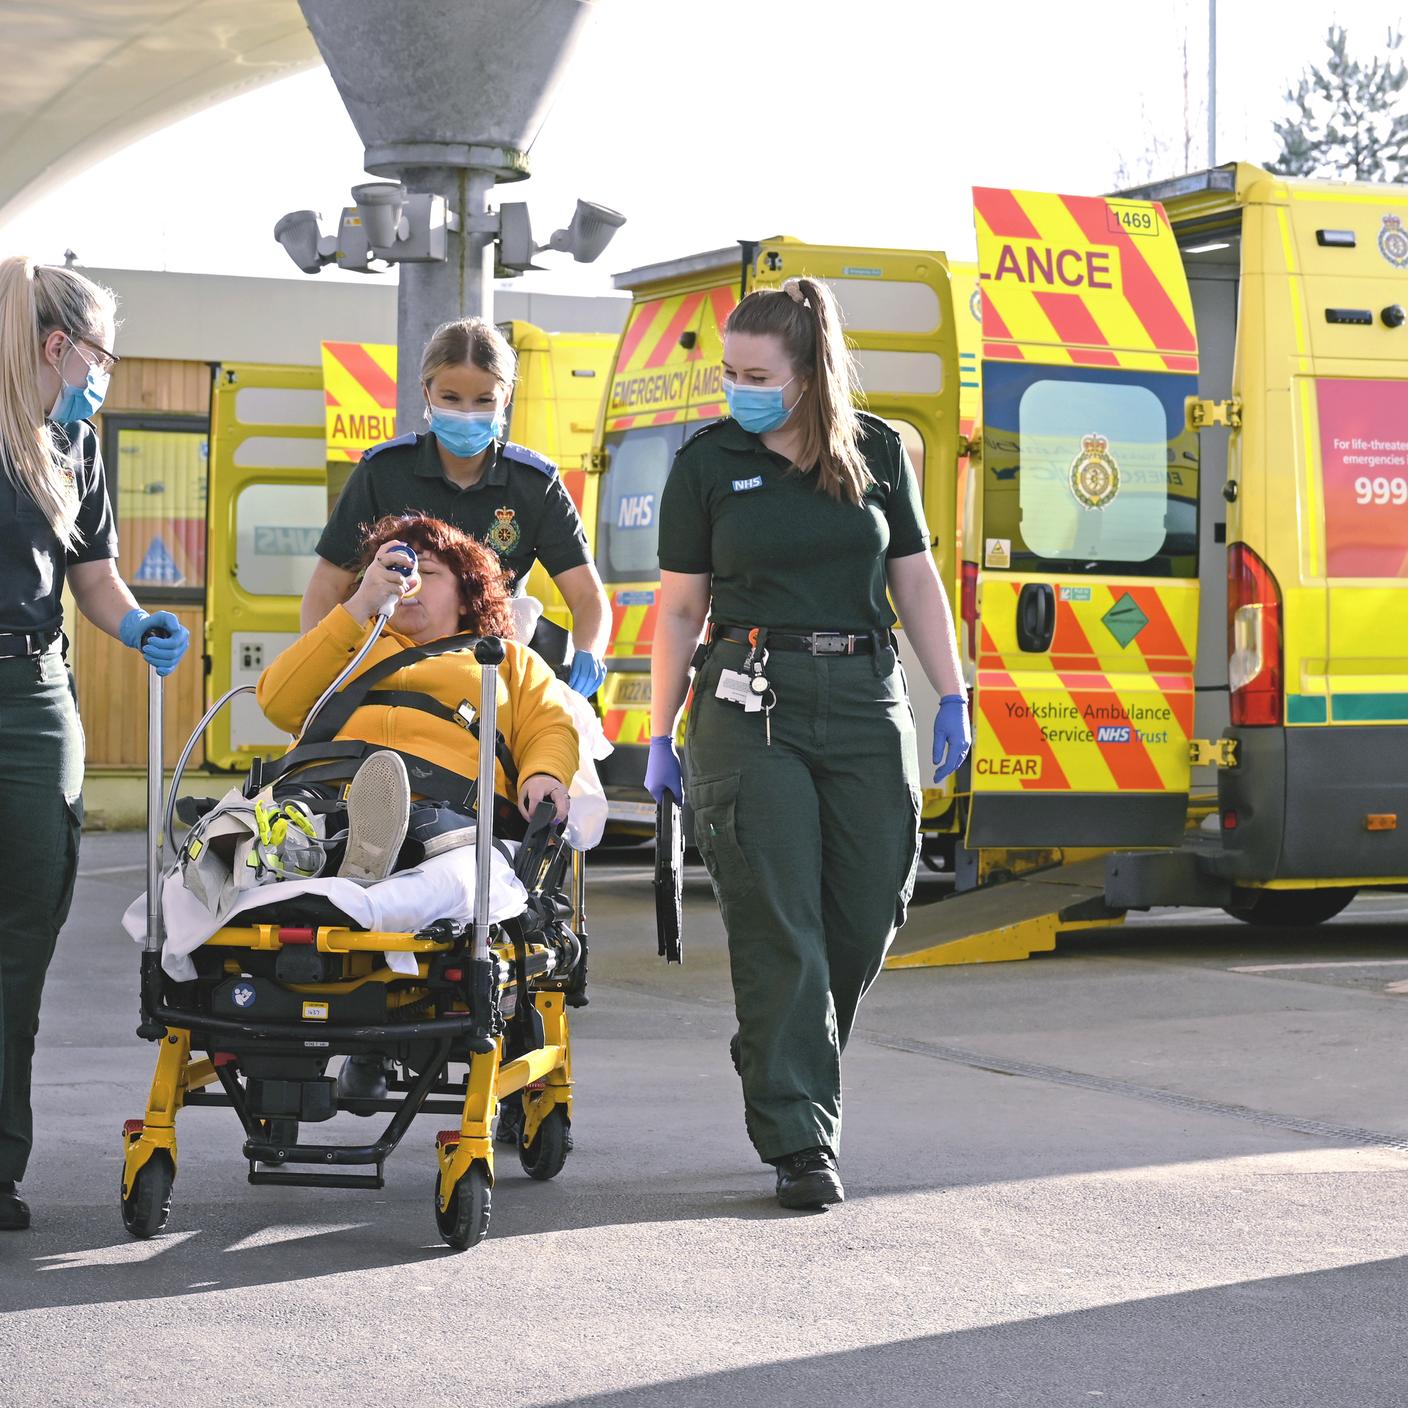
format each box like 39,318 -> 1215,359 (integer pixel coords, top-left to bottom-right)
299,546 -> 418,745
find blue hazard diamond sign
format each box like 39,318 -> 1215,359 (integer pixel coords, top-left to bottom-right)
134,536 -> 182,585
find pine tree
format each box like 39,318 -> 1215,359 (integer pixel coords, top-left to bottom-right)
1268,26 -> 1408,181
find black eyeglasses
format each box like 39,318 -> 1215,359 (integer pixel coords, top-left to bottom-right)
70,333 -> 120,374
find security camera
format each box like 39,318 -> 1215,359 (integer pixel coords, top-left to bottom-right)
546,199 -> 627,264
497,202 -> 545,273
273,210 -> 335,274
351,182 -> 409,255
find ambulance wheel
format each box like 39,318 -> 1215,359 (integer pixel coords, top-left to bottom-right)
121,1153 -> 175,1239
518,1106 -> 570,1182
1224,887 -> 1357,928
436,1164 -> 491,1250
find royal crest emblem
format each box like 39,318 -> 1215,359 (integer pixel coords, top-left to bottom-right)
1068,432 -> 1120,511
486,506 -> 521,555
1379,213 -> 1408,269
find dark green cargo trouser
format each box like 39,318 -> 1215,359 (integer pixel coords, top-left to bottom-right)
685,638 -> 921,1163
0,644 -> 83,1184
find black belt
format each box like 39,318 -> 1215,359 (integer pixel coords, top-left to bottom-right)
0,628 -> 60,659
709,624 -> 880,656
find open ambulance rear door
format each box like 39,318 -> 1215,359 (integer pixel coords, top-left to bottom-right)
204,365 -> 328,770
967,188 -> 1201,847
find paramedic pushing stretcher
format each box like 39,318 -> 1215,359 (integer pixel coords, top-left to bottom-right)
0,257 -> 190,1232
259,512 -> 577,1107
647,278 -> 971,1211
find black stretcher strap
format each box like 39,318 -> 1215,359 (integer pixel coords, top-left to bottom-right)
296,630 -> 518,786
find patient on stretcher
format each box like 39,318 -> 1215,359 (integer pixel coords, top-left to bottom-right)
255,510 -> 580,879
126,512 -> 606,981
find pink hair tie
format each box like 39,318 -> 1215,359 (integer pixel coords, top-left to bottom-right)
783,279 -> 808,306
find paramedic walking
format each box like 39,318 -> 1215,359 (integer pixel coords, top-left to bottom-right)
0,257 -> 189,1230
301,318 -> 611,697
646,278 -> 970,1210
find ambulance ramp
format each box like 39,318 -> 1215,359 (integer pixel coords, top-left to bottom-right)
885,856 -> 1123,969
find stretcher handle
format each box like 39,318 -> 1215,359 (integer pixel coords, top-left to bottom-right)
144,634 -> 168,955
472,637 -> 505,958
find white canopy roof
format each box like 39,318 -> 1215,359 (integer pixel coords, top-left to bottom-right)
0,1 -> 319,223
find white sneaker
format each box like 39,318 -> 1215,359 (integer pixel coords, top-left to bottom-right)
337,751 -> 411,884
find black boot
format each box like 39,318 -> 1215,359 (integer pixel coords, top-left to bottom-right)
0,1181 -> 31,1231
774,1148 -> 844,1210
336,1054 -> 388,1107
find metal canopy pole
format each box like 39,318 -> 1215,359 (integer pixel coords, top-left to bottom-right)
295,0 -> 597,426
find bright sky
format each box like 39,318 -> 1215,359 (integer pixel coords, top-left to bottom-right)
2,0 -> 1406,298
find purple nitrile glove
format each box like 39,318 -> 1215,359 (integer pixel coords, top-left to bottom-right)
933,694 -> 972,782
645,735 -> 684,804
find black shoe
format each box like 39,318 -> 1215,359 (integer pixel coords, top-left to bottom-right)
774,1148 -> 844,1210
337,1054 -> 388,1107
0,1182 -> 31,1231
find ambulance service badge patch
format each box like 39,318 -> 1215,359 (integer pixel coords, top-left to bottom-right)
486,506 -> 521,555
1069,433 -> 1120,510
1379,213 -> 1408,269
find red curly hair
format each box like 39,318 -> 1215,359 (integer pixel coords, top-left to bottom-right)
355,512 -> 516,638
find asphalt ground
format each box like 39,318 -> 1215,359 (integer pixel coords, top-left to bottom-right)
2,831 -> 1407,1407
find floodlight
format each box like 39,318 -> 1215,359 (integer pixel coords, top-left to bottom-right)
352,181 -> 409,254
545,199 -> 627,264
274,210 -> 334,274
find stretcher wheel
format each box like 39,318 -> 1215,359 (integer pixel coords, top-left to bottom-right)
436,1164 -> 491,1250
518,1106 -> 570,1181
121,1153 -> 174,1239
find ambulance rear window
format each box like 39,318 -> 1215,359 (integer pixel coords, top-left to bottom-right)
596,424 -> 687,581
981,363 -> 1199,577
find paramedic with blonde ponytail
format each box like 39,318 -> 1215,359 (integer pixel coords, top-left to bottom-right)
0,257 -> 189,1231
647,277 -> 970,1211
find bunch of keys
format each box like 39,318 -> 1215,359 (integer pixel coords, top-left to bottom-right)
745,647 -> 778,746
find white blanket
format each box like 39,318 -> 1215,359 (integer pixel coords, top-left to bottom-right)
123,843 -> 530,983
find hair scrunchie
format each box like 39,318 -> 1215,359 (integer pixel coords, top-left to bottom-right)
782,278 -> 808,307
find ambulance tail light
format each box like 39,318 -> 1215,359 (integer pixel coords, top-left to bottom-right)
1227,544 -> 1283,726
960,561 -> 978,661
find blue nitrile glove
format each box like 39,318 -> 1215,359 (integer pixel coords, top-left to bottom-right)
645,735 -> 684,804
118,608 -> 191,677
933,694 -> 972,783
567,650 -> 607,698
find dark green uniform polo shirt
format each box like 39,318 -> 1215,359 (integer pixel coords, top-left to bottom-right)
316,432 -> 591,589
0,420 -> 117,634
656,412 -> 929,633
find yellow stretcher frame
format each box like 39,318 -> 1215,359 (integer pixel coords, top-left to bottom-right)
120,924 -> 575,1217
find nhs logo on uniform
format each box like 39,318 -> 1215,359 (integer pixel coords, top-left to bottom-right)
1095,725 -> 1132,743
732,475 -> 763,492
616,494 -> 655,528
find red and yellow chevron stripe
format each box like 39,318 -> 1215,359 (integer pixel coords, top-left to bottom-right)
321,341 -> 399,462
606,285 -> 737,432
973,187 -> 1199,375
973,578 -> 1197,794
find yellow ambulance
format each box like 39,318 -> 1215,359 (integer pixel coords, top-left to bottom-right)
591,240 -> 967,829
201,323 -> 614,770
959,165 -> 1408,926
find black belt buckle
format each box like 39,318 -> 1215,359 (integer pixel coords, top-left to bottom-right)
810,633 -> 854,656
0,629 -> 48,659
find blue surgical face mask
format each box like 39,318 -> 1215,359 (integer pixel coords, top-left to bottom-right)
50,335 -> 110,422
722,376 -> 799,434
426,402 -> 503,458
